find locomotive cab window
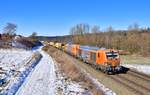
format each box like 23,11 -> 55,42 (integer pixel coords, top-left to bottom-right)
106,52 -> 119,59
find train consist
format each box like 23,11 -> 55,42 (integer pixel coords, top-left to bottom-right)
47,42 -> 122,74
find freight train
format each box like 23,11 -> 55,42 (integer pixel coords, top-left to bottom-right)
48,42 -> 122,74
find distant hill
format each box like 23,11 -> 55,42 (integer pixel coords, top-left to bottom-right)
35,35 -> 72,43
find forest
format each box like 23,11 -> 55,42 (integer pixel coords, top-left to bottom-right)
69,23 -> 150,55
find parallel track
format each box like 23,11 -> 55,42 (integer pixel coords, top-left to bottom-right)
108,75 -> 143,95
128,69 -> 150,82
109,74 -> 150,95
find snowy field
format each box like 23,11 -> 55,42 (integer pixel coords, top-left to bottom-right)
0,49 -> 34,94
0,49 -> 33,71
122,64 -> 150,75
0,49 -> 42,95
0,47 -> 87,95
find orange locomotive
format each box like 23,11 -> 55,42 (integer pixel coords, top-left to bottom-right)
65,44 -> 122,74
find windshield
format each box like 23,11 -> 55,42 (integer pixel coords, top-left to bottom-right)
106,52 -> 119,59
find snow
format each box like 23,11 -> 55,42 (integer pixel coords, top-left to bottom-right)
54,61 -> 86,95
16,50 -> 56,95
0,46 -> 118,95
55,74 -> 86,95
0,47 -> 87,95
0,49 -> 33,70
0,49 -> 42,95
0,49 -> 34,94
17,48 -> 86,95
122,64 -> 150,75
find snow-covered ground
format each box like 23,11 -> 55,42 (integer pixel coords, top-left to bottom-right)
0,49 -> 35,94
16,48 -> 86,95
0,49 -> 33,71
16,50 -> 56,95
0,47 -> 88,95
122,64 -> 150,75
1,47 -> 126,95
54,61 -> 86,95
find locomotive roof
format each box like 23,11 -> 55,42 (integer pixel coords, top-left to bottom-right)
80,45 -> 100,51
79,45 -> 107,51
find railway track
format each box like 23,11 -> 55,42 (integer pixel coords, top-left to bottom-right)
74,57 -> 150,94
49,46 -> 150,95
128,69 -> 150,82
108,75 -> 143,95
83,63 -> 150,95
109,74 -> 150,95
69,55 -> 150,94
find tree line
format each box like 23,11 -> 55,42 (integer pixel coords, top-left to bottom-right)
70,23 -> 150,55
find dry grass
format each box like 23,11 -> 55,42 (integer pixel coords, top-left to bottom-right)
42,45 -> 103,95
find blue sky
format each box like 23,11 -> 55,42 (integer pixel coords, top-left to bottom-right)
0,0 -> 150,36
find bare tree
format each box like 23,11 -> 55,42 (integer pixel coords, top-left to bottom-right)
70,23 -> 90,35
91,25 -> 100,46
128,23 -> 140,31
91,25 -> 100,33
30,32 -> 37,37
3,23 -> 17,36
106,25 -> 113,32
70,23 -> 90,43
